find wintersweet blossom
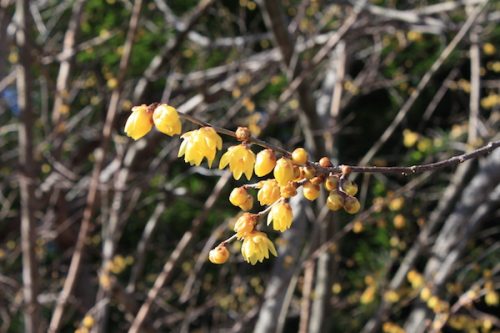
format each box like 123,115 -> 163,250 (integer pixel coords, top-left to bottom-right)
274,157 -> 294,186
267,201 -> 293,232
153,104 -> 182,136
219,144 -> 256,180
234,213 -> 257,239
124,104 -> 153,140
208,244 -> 230,264
241,231 -> 277,265
178,127 -> 222,167
254,149 -> 276,177
229,187 -> 254,211
257,179 -> 280,206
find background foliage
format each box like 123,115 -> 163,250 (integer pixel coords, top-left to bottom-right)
0,0 -> 499,332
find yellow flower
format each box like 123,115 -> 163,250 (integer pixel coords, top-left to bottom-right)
254,149 -> 276,177
82,315 -> 95,329
303,181 -> 320,201
209,244 -> 230,264
178,127 -> 222,167
274,158 -> 294,186
342,180 -> 357,196
291,148 -> 308,165
241,231 -> 277,265
234,213 -> 257,239
327,191 -> 344,211
124,104 -> 153,140
219,144 -> 256,180
153,104 -> 182,136
344,196 -> 360,214
483,42 -> 496,55
267,202 -> 293,232
485,291 -> 499,306
257,179 -> 280,205
403,129 -> 419,148
229,187 -> 254,211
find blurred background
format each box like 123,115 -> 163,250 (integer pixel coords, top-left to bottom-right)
1,0 -> 499,332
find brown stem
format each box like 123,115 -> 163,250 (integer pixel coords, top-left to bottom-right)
16,0 -> 40,331
173,105 -> 500,177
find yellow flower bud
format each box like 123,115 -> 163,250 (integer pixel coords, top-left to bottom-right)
344,196 -> 360,214
274,158 -> 294,186
241,231 -> 277,265
303,181 -> 320,201
327,191 -> 344,211
235,126 -> 251,142
219,144 -> 256,180
124,104 -> 153,140
230,187 -> 250,207
209,244 -> 230,264
82,315 -> 95,329
343,179 -> 358,196
325,175 -> 339,191
393,214 -> 406,229
485,291 -> 499,306
152,104 -> 182,136
420,287 -> 431,301
257,179 -> 280,206
292,148 -> 308,165
234,213 -> 257,239
267,202 -> 293,232
254,149 -> 276,177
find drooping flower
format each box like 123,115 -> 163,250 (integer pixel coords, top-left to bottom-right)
229,187 -> 254,211
234,213 -> 257,239
274,157 -> 294,186
267,201 -> 293,232
153,104 -> 182,136
124,104 -> 153,140
178,127 -> 222,167
344,196 -> 360,214
209,244 -> 230,264
241,231 -> 277,265
303,181 -> 320,201
254,149 -> 276,177
219,144 -> 256,180
257,179 -> 280,206
327,190 -> 344,211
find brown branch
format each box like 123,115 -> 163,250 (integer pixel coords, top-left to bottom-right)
336,140 -> 500,175
172,105 -> 500,177
47,0 -> 144,331
128,173 -> 231,333
50,0 -> 86,125
15,0 -> 39,332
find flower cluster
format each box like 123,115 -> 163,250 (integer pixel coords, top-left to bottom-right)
124,104 -> 362,265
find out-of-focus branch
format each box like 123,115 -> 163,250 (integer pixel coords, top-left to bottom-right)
48,0 -> 144,331
51,0 -> 86,125
128,173 -> 231,333
358,0 -> 489,166
15,0 -> 39,332
156,104 -> 500,176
